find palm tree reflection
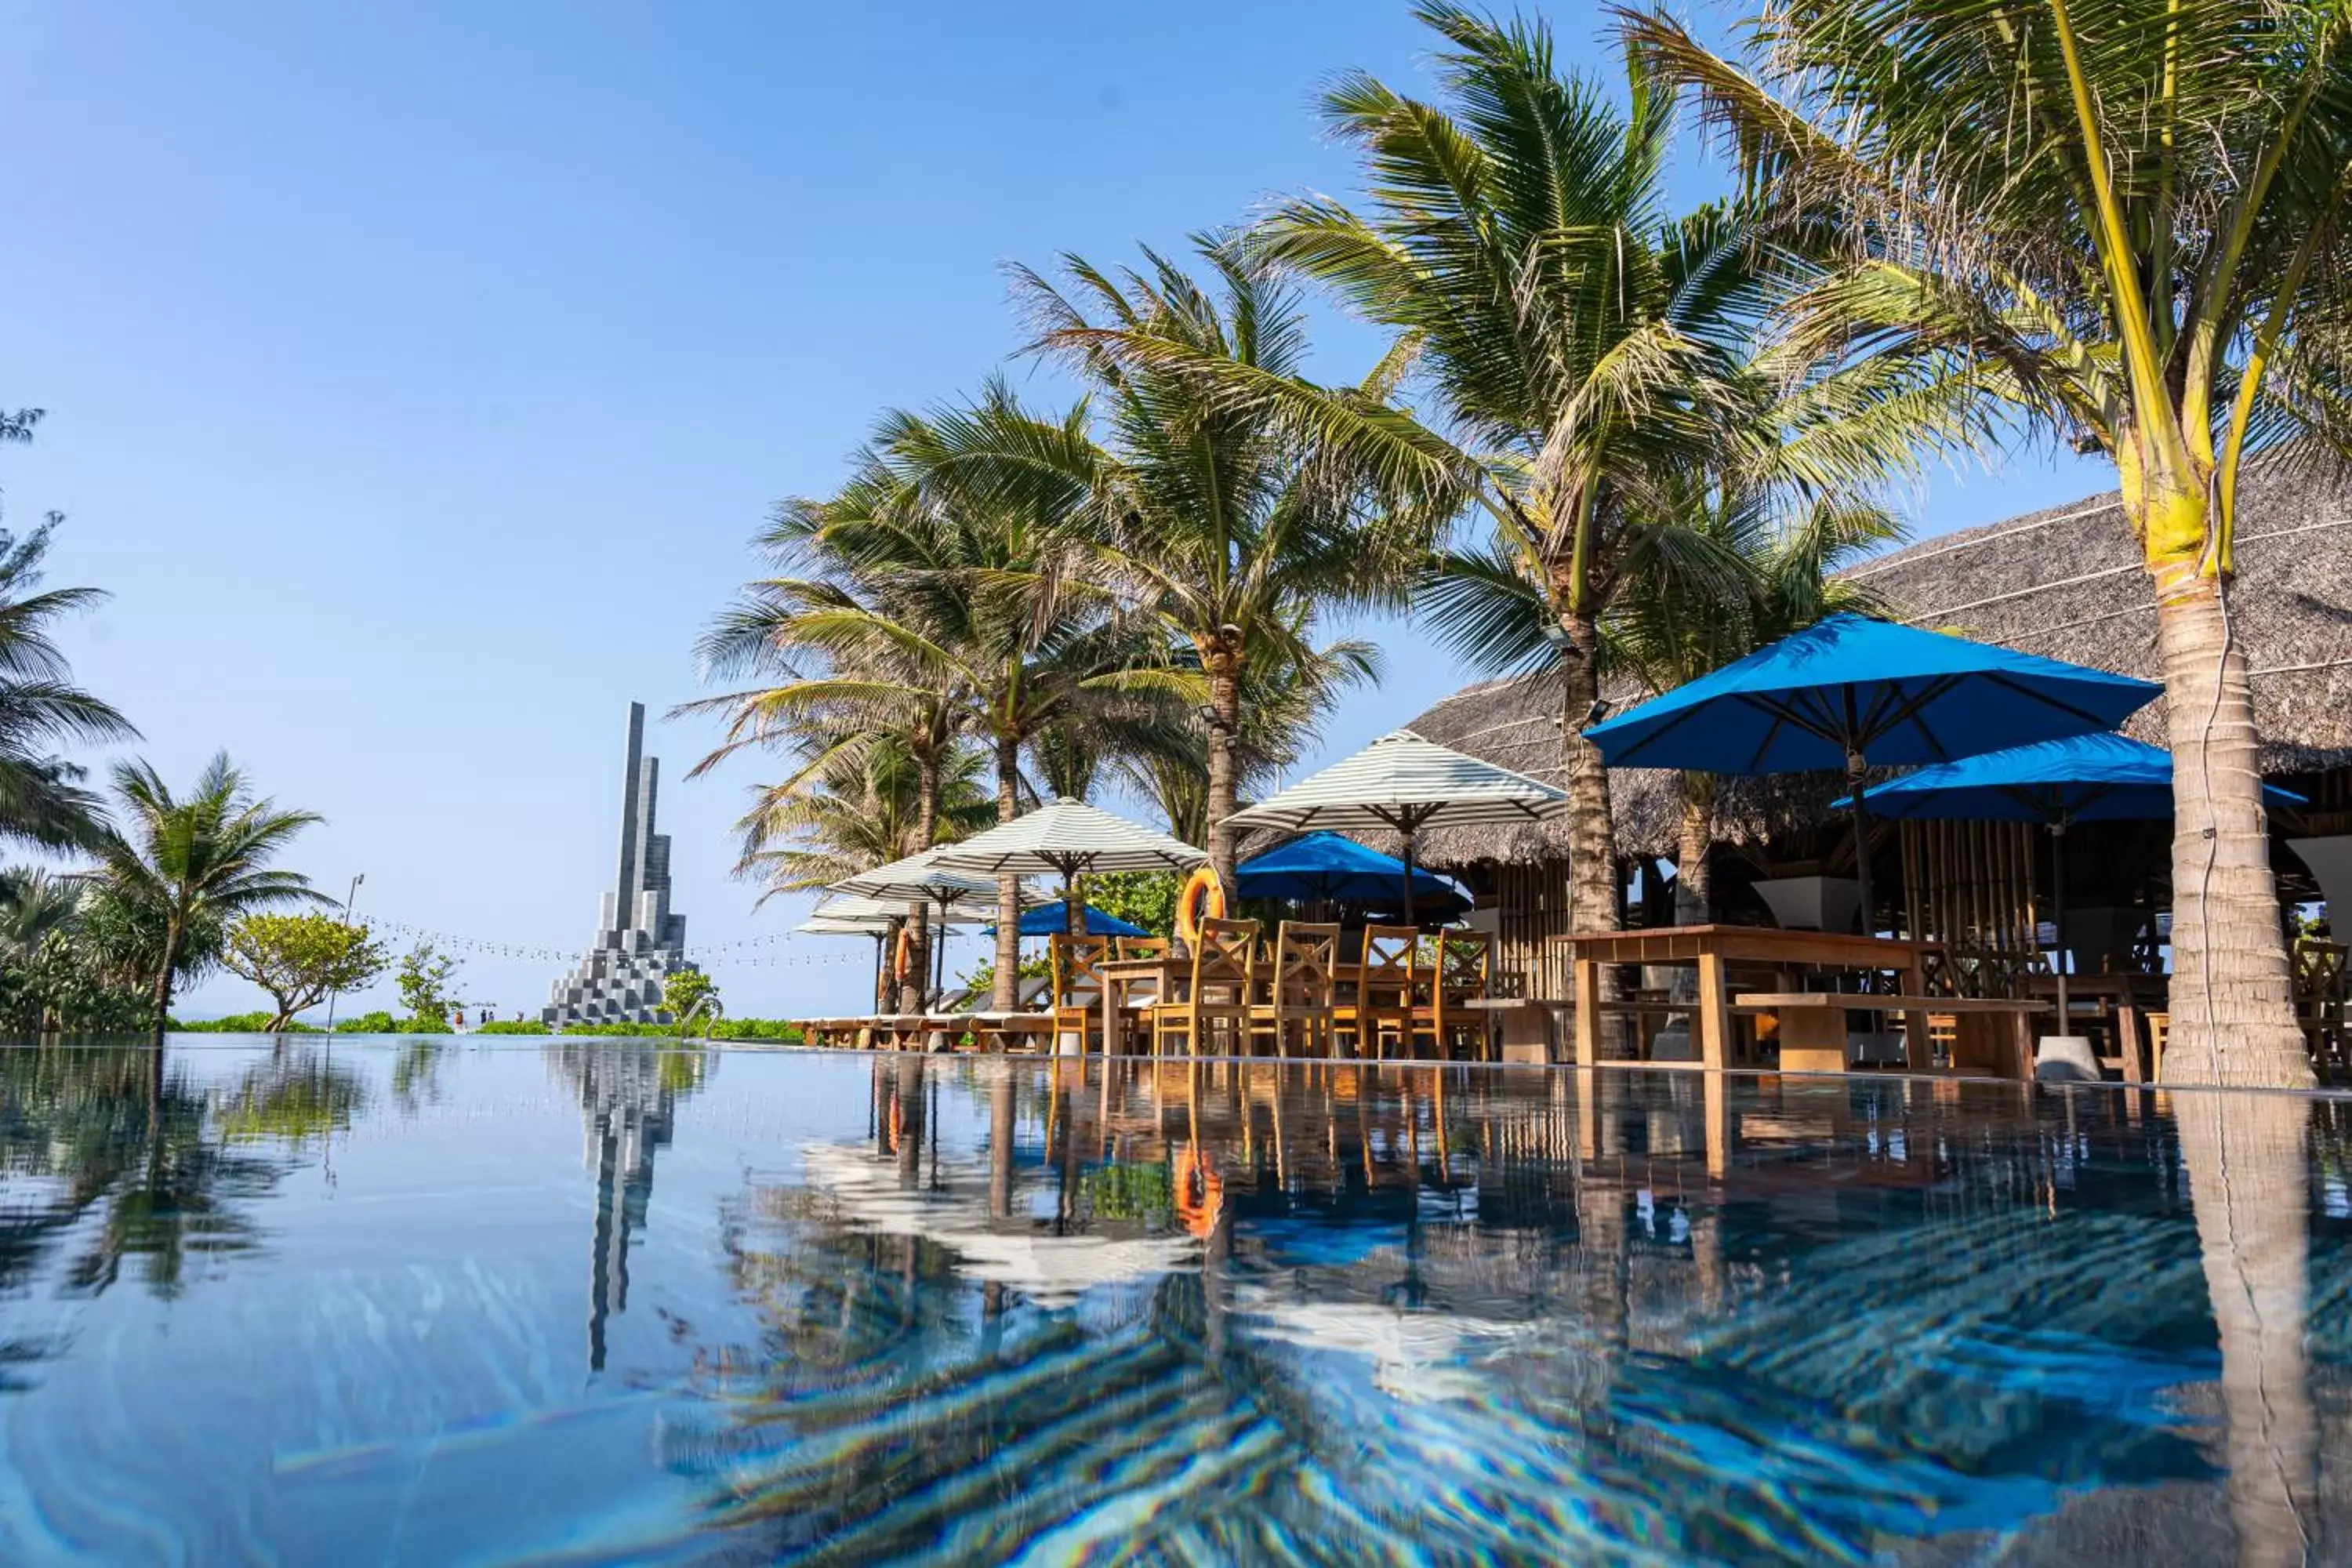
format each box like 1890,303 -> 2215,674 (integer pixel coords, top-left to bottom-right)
2176,1088 -> 2321,1567
0,1045 -> 289,1308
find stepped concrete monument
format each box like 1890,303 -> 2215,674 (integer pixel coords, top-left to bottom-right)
543,702 -> 695,1026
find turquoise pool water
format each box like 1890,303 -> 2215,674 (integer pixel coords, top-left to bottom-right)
0,1040 -> 2343,1564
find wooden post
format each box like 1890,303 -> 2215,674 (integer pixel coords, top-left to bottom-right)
1704,1068 -> 1729,1181
1695,952 -> 1732,1072
1573,957 -> 1601,1066
1575,1064 -> 1598,1161
1896,949 -> 1930,1072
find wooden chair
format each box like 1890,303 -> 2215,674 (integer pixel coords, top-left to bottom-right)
1412,931 -> 1494,1061
1250,921 -> 1340,1058
1152,917 -> 1258,1058
1334,924 -> 1417,1059
1104,934 -> 1174,1052
1049,934 -> 1112,1056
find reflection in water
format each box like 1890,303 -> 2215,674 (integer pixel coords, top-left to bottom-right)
0,1045 -> 292,1310
662,1061 -> 2352,1564
213,1042 -> 367,1146
2179,1089 -> 2321,1567
0,1044 -> 2344,1563
546,1040 -> 710,1371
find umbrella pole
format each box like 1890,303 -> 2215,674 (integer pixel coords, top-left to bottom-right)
1402,832 -> 1417,929
2050,822 -> 2071,1033
932,902 -> 948,1004
872,931 -> 885,1011
1846,753 -> 1875,935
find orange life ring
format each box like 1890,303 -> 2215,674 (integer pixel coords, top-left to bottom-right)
893,924 -> 916,983
1173,1144 -> 1225,1240
1174,866 -> 1226,947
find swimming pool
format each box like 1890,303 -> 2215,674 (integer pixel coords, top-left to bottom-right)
0,1040 -> 2340,1563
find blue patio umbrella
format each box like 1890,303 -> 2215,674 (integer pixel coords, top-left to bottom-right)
1584,614 -> 2161,926
1835,732 -> 2303,1022
981,900 -> 1150,939
1236,832 -> 1468,913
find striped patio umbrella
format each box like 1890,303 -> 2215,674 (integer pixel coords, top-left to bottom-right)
1226,729 -> 1568,923
832,845 -> 1043,997
932,797 -> 1207,935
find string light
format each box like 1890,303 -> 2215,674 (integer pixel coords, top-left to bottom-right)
357,917 -> 865,969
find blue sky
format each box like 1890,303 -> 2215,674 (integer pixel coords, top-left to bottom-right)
2,2 -> 2103,1018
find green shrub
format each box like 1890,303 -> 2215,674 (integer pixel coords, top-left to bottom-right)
1080,1160 -> 1174,1220
706,1017 -> 804,1043
542,1017 -> 803,1043
171,1011 -> 321,1034
327,1011 -> 451,1035
476,1019 -> 550,1035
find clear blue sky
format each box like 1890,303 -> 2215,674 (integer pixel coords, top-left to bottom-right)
2,1 -> 2102,1018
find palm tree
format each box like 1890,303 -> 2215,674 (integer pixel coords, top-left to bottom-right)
92,754 -> 324,1043
0,866 -> 87,964
685,465 -> 967,1010
1116,627 -> 1385,847
1622,0 -> 2352,1087
1012,235 -> 1452,896
730,733 -> 993,899
1235,5 -> 1789,940
1610,491 -> 1905,924
809,388 -> 1195,1004
0,516 -> 139,852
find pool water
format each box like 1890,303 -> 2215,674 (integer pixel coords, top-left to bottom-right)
0,1040 -> 2346,1565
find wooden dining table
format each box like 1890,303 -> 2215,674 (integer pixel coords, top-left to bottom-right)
1552,924 -> 1941,1072
1095,956 -> 1183,1055
2022,972 -> 2165,1083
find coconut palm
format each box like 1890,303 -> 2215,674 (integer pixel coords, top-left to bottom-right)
685,465 -> 968,1009
1115,627 -> 1385,847
0,516 -> 140,853
731,734 -> 993,900
91,754 -> 324,1043
1609,490 -> 1905,924
1011,235 -> 1454,896
1233,6 -> 1789,939
1422,476 -> 1903,926
815,388 -> 1200,1002
1622,0 -> 2352,1086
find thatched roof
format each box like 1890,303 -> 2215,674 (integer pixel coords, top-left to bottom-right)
1402,463 -> 2352,866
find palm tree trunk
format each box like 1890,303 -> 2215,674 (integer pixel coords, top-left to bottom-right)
1667,778 -> 1713,1007
1204,655 -> 1243,898
148,921 -> 180,1049
992,732 -> 1022,1012
1557,610 -> 1620,938
1673,777 -> 1714,927
2150,564 -> 2310,1087
2176,1090 -> 2319,1566
901,739 -> 942,1014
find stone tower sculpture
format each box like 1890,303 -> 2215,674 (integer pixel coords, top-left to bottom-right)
543,702 -> 695,1025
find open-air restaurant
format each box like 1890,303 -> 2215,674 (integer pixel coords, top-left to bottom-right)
789,609 -> 2350,1089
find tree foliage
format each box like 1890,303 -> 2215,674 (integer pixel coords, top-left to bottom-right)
222,913 -> 388,1032
394,942 -> 460,1029
91,753 -> 324,1040
660,966 -> 716,1024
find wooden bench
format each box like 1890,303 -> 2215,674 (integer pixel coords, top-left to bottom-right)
1736,993 -> 2048,1078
